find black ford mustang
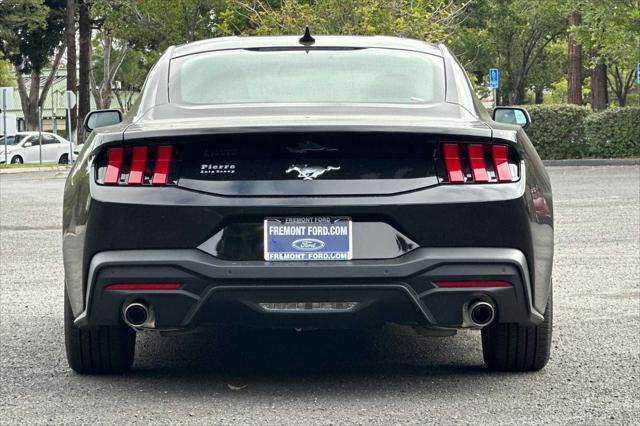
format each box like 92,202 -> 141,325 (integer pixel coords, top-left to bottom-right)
63,34 -> 553,374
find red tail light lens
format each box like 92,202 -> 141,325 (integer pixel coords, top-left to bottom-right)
442,143 -> 465,183
127,146 -> 148,185
98,144 -> 175,186
103,147 -> 123,184
152,145 -> 173,185
440,143 -> 517,184
467,144 -> 489,182
492,145 -> 513,182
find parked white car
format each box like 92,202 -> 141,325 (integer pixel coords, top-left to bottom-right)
0,132 -> 75,164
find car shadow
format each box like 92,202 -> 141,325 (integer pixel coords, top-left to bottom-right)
72,324 -> 527,398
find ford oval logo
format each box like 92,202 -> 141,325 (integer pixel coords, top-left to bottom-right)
292,238 -> 326,251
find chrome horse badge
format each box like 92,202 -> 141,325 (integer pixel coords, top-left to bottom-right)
286,164 -> 341,180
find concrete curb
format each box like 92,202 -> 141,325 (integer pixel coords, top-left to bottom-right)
0,166 -> 70,174
543,158 -> 639,167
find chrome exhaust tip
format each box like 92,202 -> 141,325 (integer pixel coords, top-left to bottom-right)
468,301 -> 495,327
122,302 -> 150,328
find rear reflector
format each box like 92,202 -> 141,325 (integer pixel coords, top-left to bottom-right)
442,143 -> 465,183
492,145 -> 513,182
152,145 -> 173,185
103,147 -> 123,184
105,283 -> 182,290
467,144 -> 489,182
436,281 -> 512,288
127,146 -> 148,185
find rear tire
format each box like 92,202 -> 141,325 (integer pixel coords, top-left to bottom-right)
10,155 -> 23,164
481,287 -> 552,371
64,288 -> 136,374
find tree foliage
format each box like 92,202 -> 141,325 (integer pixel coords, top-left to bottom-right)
451,0 -> 566,105
574,0 -> 640,106
0,53 -> 16,87
0,0 -> 66,129
1,0 -> 65,73
222,0 -> 468,41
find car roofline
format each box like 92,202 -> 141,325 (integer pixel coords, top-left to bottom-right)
170,35 -> 443,59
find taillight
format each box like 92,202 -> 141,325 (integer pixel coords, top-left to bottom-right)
442,144 -> 465,183
151,145 -> 173,185
103,147 -> 123,184
97,144 -> 176,185
438,143 -> 517,184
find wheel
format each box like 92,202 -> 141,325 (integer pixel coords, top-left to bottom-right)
58,153 -> 69,164
481,287 -> 552,371
64,288 -> 136,374
10,155 -> 23,164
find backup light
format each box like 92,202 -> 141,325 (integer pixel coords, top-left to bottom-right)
259,302 -> 358,312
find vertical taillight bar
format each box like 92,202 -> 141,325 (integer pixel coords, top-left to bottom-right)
151,145 -> 173,185
492,145 -> 513,182
467,144 -> 489,183
103,147 -> 123,184
127,146 -> 148,185
442,143 -> 465,183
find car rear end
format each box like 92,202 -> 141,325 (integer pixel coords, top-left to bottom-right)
63,36 -> 553,374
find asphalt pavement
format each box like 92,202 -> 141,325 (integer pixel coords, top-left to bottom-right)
1,166 -> 639,425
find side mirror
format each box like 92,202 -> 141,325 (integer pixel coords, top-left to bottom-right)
492,107 -> 531,129
83,109 -> 123,133
24,141 -> 33,147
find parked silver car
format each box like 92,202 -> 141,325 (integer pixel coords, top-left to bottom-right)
0,132 -> 74,164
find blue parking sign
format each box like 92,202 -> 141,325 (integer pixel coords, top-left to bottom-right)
489,68 -> 499,89
637,63 -> 640,84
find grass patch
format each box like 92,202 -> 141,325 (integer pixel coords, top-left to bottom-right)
0,162 -> 64,169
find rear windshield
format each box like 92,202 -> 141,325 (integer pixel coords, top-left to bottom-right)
169,48 -> 445,105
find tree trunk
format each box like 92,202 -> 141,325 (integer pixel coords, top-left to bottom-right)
535,87 -> 544,104
567,11 -> 583,105
77,0 -> 90,144
590,50 -> 607,111
607,67 -> 635,107
14,48 -> 65,130
94,33 -> 128,110
66,0 -> 77,138
507,79 -> 525,105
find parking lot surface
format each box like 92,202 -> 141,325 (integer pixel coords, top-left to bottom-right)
1,166 -> 639,425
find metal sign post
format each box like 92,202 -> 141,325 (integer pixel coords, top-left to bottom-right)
489,68 -> 499,107
51,90 -> 57,134
61,90 -> 76,163
1,87 -> 14,164
38,106 -> 43,164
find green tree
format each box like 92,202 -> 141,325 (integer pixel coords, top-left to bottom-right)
0,53 -> 16,87
0,0 -> 66,129
85,0 -> 223,110
575,0 -> 640,107
527,41 -> 566,104
225,0 -> 469,41
452,0 -> 566,105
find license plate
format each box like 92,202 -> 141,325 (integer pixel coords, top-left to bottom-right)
264,217 -> 352,261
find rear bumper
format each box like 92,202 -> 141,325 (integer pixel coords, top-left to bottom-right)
75,247 -> 544,330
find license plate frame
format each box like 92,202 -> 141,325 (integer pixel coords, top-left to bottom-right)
263,217 -> 352,262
